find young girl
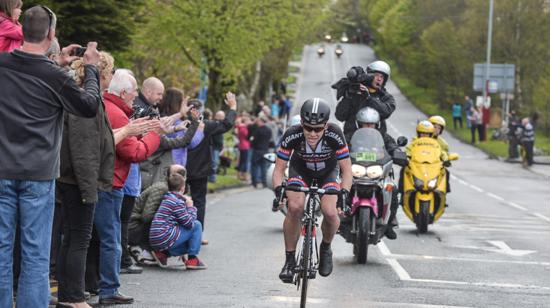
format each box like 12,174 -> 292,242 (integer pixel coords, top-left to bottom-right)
149,170 -> 207,269
0,0 -> 23,52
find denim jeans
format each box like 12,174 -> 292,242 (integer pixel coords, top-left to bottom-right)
0,179 -> 55,308
251,150 -> 268,186
167,221 -> 203,257
209,148 -> 221,183
93,189 -> 124,298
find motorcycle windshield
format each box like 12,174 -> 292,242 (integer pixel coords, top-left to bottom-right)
349,128 -> 388,165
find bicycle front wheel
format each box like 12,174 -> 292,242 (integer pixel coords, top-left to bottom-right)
299,221 -> 313,308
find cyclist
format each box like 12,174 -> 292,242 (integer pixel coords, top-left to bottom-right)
428,115 -> 451,193
272,98 -> 352,282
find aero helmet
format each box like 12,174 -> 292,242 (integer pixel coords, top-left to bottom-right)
300,98 -> 330,125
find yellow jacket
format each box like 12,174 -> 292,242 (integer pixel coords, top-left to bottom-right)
406,137 -> 448,162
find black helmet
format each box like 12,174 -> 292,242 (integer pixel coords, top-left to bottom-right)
300,98 -> 330,125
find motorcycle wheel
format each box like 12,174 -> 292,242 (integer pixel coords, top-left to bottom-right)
417,201 -> 430,233
356,207 -> 371,264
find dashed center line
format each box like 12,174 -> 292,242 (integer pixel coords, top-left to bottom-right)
468,184 -> 484,193
486,192 -> 504,202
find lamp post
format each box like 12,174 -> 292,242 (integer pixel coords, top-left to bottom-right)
481,0 -> 494,141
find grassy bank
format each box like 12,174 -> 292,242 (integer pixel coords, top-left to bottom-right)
386,57 -> 550,157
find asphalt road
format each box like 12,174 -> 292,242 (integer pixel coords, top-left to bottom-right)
115,44 -> 550,308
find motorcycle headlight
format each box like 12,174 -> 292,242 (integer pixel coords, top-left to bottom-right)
366,165 -> 383,179
351,164 -> 367,177
427,177 -> 438,189
413,176 -> 424,190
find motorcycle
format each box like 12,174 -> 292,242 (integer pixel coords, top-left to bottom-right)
338,128 -> 407,264
401,137 -> 459,233
335,45 -> 343,58
317,46 -> 325,58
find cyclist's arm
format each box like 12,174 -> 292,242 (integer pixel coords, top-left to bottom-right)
273,157 -> 287,188
338,157 -> 353,191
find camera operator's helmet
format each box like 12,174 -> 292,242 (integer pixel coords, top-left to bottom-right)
366,60 -> 391,86
289,114 -> 301,126
428,115 -> 446,133
300,98 -> 330,125
416,120 -> 435,137
356,107 -> 380,127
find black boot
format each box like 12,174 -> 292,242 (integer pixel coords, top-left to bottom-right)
318,242 -> 333,277
384,226 -> 397,240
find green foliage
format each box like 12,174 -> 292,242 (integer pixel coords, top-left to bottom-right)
24,0 -> 144,53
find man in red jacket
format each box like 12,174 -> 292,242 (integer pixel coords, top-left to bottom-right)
97,69 -> 163,305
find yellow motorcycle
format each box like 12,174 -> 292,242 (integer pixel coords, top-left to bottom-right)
402,137 -> 459,233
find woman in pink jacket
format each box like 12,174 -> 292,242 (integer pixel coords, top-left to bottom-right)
0,0 -> 23,52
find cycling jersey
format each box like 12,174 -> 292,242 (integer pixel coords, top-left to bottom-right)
277,123 -> 349,180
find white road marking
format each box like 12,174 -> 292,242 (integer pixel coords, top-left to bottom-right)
388,252 -> 550,266
506,202 -> 527,211
269,296 -> 328,304
533,212 -> 550,223
486,192 -> 504,202
468,184 -> 484,193
378,242 -> 411,280
487,240 -> 536,256
458,179 -> 468,186
406,278 -> 550,291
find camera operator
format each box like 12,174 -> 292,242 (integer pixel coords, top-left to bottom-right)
333,60 -> 396,146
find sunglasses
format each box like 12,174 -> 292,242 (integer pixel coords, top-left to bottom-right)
40,5 -> 56,35
302,124 -> 326,133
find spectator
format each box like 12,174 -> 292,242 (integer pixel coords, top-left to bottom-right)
120,164 -> 144,275
519,117 -> 535,166
254,100 -> 265,116
133,76 -> 164,117
56,51 -> 119,308
468,106 -> 482,144
507,110 -> 520,160
209,110 -> 226,183
128,164 -> 186,265
140,87 -> 200,190
452,101 -> 463,129
464,96 -> 473,129
99,69 -> 163,305
235,115 -> 251,181
271,98 -> 280,119
186,93 -> 237,243
149,170 -> 207,269
0,0 -> 23,52
0,6 -> 101,307
279,95 -> 292,120
250,116 -> 272,188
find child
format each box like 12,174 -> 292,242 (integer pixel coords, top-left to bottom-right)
149,169 -> 207,269
0,0 -> 23,52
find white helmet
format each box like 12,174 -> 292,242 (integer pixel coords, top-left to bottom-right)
366,60 -> 391,86
356,107 -> 380,126
289,114 -> 301,126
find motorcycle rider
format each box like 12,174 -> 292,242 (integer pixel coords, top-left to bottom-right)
354,107 -> 399,239
333,60 -> 396,144
428,115 -> 451,193
272,98 -> 352,282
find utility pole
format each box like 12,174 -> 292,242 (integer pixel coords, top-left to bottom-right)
481,0 -> 494,141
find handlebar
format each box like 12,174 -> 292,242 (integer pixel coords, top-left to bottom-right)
283,183 -> 340,196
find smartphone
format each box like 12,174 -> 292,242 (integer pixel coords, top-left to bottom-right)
72,47 -> 87,57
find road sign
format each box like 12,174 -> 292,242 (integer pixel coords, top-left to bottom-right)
473,63 -> 515,92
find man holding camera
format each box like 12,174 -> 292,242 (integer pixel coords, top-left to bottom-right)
133,76 -> 165,119
333,60 -> 400,239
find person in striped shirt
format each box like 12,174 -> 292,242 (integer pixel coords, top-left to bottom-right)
149,169 -> 207,269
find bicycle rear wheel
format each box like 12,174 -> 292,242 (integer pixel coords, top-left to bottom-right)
299,220 -> 313,308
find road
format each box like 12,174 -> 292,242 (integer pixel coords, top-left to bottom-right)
116,44 -> 550,307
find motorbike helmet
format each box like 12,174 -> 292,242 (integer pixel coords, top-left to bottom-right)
300,98 -> 330,125
428,115 -> 446,133
416,120 -> 435,137
366,60 -> 391,86
356,107 -> 380,127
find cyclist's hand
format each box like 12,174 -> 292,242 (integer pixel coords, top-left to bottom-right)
338,189 -> 351,214
274,185 -> 284,200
